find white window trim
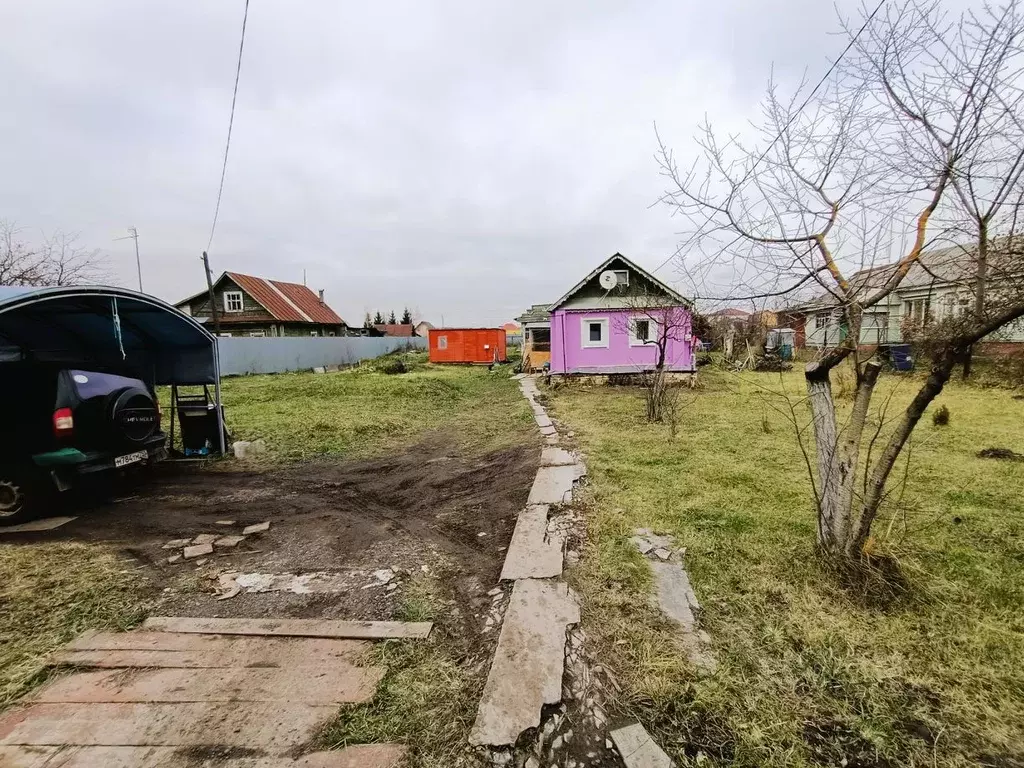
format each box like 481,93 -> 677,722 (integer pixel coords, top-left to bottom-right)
310,330 -> 319,337
223,291 -> 244,313
438,335 -> 448,350
580,317 -> 609,349
249,330 -> 266,337
612,269 -> 629,286
629,315 -> 657,347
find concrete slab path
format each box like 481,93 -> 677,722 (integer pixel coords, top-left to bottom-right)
469,579 -> 579,746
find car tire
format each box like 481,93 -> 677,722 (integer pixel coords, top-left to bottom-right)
0,466 -> 42,526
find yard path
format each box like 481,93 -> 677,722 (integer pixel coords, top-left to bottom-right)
0,622 -> 410,768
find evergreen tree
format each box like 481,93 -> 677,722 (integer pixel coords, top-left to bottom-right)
373,311 -> 384,324
401,307 -> 412,324
363,312 -> 373,329
388,310 -> 397,324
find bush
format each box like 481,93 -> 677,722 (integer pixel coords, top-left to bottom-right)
378,358 -> 408,375
932,404 -> 950,426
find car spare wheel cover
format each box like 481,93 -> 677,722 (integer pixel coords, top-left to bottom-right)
110,387 -> 158,443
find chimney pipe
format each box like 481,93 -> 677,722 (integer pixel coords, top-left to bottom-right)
318,289 -> 325,305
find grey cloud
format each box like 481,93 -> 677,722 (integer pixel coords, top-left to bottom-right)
2,0 -> 874,325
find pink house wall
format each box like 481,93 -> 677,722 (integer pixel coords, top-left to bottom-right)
550,308 -> 694,374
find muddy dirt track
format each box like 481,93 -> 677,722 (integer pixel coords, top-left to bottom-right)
10,435 -> 539,622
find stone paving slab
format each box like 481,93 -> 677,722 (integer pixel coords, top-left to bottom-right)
610,722 -> 675,768
526,464 -> 577,506
540,447 -> 577,466
143,617 -> 432,639
0,517 -> 77,534
0,745 -> 407,767
469,579 -> 580,746
500,506 -> 562,581
31,664 -> 381,705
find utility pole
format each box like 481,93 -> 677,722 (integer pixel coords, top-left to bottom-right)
114,227 -> 143,291
202,251 -> 221,337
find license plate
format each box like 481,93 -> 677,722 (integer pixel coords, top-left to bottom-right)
114,450 -> 148,468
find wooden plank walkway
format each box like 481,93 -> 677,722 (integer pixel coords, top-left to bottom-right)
0,620 -> 417,767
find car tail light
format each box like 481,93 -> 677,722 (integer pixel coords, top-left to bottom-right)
53,407 -> 74,439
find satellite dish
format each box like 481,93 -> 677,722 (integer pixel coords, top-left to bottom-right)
599,270 -> 618,290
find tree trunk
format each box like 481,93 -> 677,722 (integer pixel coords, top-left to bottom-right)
964,223 -> 988,380
855,351 -> 957,553
805,359 -> 881,558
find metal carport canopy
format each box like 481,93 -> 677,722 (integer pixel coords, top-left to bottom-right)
0,285 -> 219,385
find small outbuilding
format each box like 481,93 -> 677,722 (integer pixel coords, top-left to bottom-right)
428,328 -> 507,365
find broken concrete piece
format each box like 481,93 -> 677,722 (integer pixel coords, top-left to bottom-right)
630,536 -> 654,555
313,366 -> 327,374
183,543 -> 213,559
214,535 -> 245,548
654,548 -> 671,561
195,558 -> 209,566
166,555 -> 182,564
527,465 -> 578,506
242,521 -> 271,535
610,722 -> 675,768
192,534 -> 218,546
500,506 -> 563,581
214,520 -> 236,526
373,569 -> 395,584
162,539 -> 192,550
650,562 -> 716,672
469,579 -> 580,746
232,441 -> 251,459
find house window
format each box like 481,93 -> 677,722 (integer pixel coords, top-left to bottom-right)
328,331 -> 336,337
581,317 -> 609,348
249,330 -> 266,337
815,313 -> 830,329
310,330 -> 319,337
613,270 -> 629,287
438,335 -> 448,350
218,332 -> 233,338
629,316 -> 656,346
904,298 -> 931,325
223,291 -> 244,313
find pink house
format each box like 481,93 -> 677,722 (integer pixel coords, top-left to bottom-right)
549,254 -> 695,375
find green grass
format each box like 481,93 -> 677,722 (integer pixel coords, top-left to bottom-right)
0,543 -> 149,708
213,353 -> 535,459
318,569 -> 485,768
549,366 -> 1024,768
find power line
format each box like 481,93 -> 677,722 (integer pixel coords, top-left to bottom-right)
206,0 -> 251,254
653,0 -> 887,277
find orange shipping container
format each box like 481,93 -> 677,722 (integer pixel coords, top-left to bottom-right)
428,328 -> 508,364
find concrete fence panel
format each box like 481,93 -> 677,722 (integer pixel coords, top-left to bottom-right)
217,336 -> 426,376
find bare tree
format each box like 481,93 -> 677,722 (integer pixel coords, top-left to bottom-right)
658,1 -> 1024,564
614,292 -> 694,422
1,220 -> 106,287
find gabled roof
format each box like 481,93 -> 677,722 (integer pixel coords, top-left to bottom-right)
516,303 -> 553,324
708,307 -> 750,318
176,272 -> 344,325
374,323 -> 414,337
549,253 -> 692,310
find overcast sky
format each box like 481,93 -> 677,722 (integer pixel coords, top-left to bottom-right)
2,0 -> 873,326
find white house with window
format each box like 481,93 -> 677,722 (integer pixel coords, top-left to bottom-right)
790,243 -> 1024,351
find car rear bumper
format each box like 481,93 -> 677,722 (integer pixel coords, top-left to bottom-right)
33,436 -> 168,477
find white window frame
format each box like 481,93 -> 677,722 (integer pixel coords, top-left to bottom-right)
310,330 -> 319,337
612,270 -> 629,286
814,312 -> 829,329
580,317 -> 609,349
223,291 -> 244,313
629,315 -> 657,347
438,335 -> 448,350
249,330 -> 266,337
